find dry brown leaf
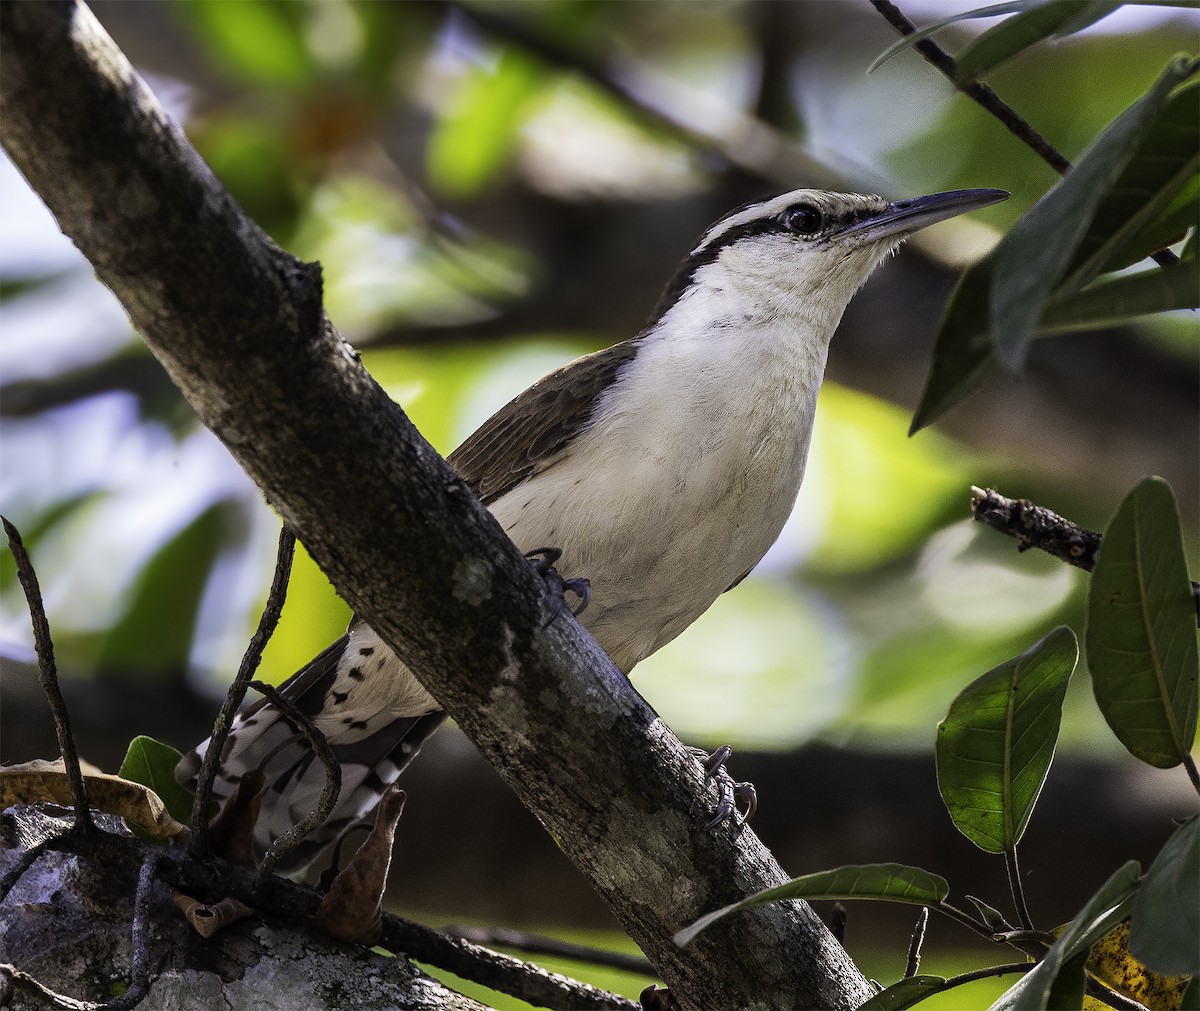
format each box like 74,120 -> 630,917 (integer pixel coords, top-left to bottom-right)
310,785 -> 406,946
208,769 -> 266,869
0,758 -> 185,839
171,891 -> 255,938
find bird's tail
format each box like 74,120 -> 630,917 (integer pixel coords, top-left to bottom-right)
176,634 -> 446,875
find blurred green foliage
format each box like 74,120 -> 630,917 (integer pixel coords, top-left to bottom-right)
1,0 -> 1194,763
2,3 -> 1196,1005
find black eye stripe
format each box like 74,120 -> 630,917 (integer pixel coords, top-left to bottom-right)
643,198 -> 884,327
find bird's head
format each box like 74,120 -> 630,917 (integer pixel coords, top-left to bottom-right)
652,187 -> 1008,332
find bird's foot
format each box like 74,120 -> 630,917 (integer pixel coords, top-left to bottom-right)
690,745 -> 757,830
525,547 -> 591,627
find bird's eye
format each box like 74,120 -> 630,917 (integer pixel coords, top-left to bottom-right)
784,204 -> 824,235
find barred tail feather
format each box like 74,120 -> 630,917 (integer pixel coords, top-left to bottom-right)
176,626 -> 445,874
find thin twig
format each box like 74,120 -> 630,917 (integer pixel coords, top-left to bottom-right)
905,907 -> 929,977
868,0 -> 1179,270
1004,847 -> 1034,931
1087,976 -> 1153,1011
0,850 -> 163,1010
932,900 -> 995,939
970,486 -> 1101,571
22,822 -> 639,1011
867,0 -> 1070,172
107,850 -> 164,1010
382,921 -> 642,1011
249,680 -> 341,885
971,486 -> 1200,635
440,0 -> 839,189
0,833 -> 60,903
931,903 -> 1055,964
190,527 -> 296,854
442,925 -> 654,976
940,961 -> 1031,989
1181,754 -> 1200,797
0,964 -> 98,1010
933,900 -> 1052,964
2,517 -> 92,835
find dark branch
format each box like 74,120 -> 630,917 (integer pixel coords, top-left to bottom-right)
191,527 -> 296,853
868,0 -> 1179,270
1,517 -> 92,835
867,0 -> 1071,174
107,851 -> 164,1010
387,925 -> 642,1011
940,962 -> 1030,989
443,925 -> 654,977
26,825 -> 639,1011
439,0 -> 840,190
248,680 -> 342,886
0,833 -> 60,903
971,486 -> 1200,629
970,487 -> 1101,571
0,5 -> 869,1006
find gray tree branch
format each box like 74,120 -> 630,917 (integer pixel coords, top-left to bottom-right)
0,2 -> 870,1008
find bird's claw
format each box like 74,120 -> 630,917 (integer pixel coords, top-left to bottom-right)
526,547 -> 591,627
691,745 -> 757,830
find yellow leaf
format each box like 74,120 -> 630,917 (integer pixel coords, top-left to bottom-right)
1087,920 -> 1190,1011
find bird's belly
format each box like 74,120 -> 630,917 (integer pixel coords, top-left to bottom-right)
489,425 -> 806,673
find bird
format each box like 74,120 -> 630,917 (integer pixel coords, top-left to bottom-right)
177,185 -> 1008,872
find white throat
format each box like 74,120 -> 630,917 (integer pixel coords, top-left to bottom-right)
486,264 -> 845,672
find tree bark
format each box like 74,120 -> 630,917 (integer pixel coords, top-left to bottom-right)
0,3 -> 871,1008
0,808 -> 490,1011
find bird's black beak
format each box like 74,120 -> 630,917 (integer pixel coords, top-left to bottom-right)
842,188 -> 1009,242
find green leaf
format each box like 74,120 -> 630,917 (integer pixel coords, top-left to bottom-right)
860,976 -> 950,1010
911,250 -> 1198,432
427,49 -> 544,198
1062,81 -> 1200,290
0,494 -> 94,592
174,0 -> 313,88
868,2 -> 1037,74
955,1 -> 1120,83
1130,816 -> 1200,975
1183,975 -> 1200,1011
909,251 -> 1000,434
118,736 -> 196,827
936,627 -> 1078,853
989,56 -> 1199,370
988,862 -> 1141,1011
1042,952 -> 1088,1011
97,503 -> 228,680
967,894 -> 1011,931
673,863 -> 949,946
1102,180 -> 1198,272
1086,477 -> 1199,768
1038,259 -> 1200,333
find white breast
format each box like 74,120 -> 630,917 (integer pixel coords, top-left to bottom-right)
489,286 -> 835,674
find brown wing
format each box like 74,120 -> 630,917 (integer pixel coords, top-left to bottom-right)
448,338 -> 642,505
